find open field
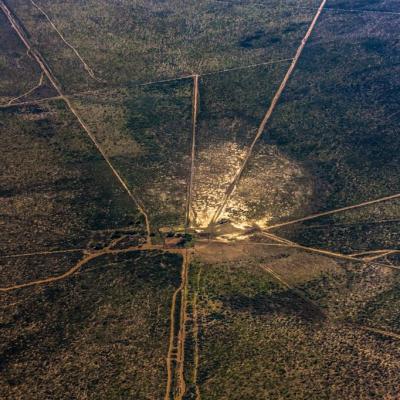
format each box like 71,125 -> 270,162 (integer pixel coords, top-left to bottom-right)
7,0 -> 315,91
0,101 -> 145,255
0,250 -> 183,399
187,253 -> 400,399
1,0 -> 400,398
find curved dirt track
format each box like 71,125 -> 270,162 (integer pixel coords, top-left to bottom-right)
0,242 -> 166,293
6,72 -> 44,105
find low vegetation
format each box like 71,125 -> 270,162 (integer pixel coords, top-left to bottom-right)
187,257 -> 400,399
0,251 -> 182,399
0,102 -> 144,255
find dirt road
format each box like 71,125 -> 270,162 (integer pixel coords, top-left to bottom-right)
265,193 -> 400,231
210,0 -> 328,225
185,74 -> 200,229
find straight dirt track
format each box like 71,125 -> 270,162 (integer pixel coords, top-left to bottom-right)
210,0 -> 328,225
185,74 -> 199,229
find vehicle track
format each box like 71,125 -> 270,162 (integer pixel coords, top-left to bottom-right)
358,326 -> 400,341
5,72 -> 44,105
257,232 -> 400,271
0,242 -> 166,293
295,218 -> 400,230
30,0 -> 104,82
0,248 -> 85,259
216,0 -> 400,16
261,264 -> 400,341
350,249 -> 399,257
264,193 -> 400,231
185,74 -> 199,229
164,268 -> 181,400
209,0 -> 328,225
261,264 -> 326,318
0,0 -> 151,243
175,249 -> 190,399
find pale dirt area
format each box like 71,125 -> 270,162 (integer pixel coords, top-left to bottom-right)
191,141 -> 246,228
225,144 -> 313,226
191,141 -> 313,229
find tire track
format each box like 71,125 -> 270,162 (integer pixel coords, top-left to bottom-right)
0,248 -> 84,259
0,243 -> 164,293
175,249 -> 190,400
164,250 -> 191,400
257,232 -> 400,271
0,58 -> 292,109
192,268 -> 202,400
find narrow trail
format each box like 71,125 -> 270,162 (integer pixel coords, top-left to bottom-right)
358,326 -> 400,341
0,242 -> 165,293
201,58 -> 293,77
164,268 -> 182,400
350,249 -> 399,257
261,264 -> 400,341
185,74 -> 199,229
252,232 -> 400,270
30,0 -> 104,82
5,72 -> 44,105
294,218 -> 400,230
216,0 -> 400,16
363,250 -> 399,262
209,0 -> 328,225
317,6 -> 400,16
0,248 -> 85,259
265,193 -> 400,231
0,0 -> 151,243
0,95 -> 63,109
257,232 -> 400,271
